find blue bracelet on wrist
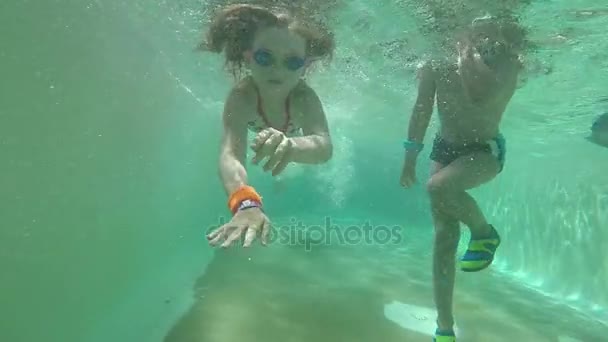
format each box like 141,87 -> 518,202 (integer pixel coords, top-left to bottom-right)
403,140 -> 424,152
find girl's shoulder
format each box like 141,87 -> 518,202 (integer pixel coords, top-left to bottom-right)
231,76 -> 256,97
227,76 -> 258,107
291,79 -> 319,103
223,77 -> 258,123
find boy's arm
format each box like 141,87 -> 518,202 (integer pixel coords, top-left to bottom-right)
219,88 -> 250,196
288,88 -> 333,164
458,44 -> 497,92
458,45 -> 519,102
405,62 -> 436,163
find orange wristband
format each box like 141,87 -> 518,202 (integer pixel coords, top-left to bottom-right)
228,185 -> 262,214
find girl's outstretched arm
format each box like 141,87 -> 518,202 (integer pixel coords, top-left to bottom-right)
219,88 -> 250,196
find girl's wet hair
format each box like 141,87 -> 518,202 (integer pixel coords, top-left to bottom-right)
200,4 -> 335,78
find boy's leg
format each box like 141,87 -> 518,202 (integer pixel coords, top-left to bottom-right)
429,162 -> 460,334
426,151 -> 500,238
432,212 -> 461,331
427,151 -> 502,273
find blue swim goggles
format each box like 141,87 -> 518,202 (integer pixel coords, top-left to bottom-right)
253,49 -> 306,71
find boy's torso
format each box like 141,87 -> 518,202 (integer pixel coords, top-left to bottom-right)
432,61 -> 517,144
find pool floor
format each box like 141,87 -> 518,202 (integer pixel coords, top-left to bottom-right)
163,235 -> 606,342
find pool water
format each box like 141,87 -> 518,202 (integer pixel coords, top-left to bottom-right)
1,0 -> 607,341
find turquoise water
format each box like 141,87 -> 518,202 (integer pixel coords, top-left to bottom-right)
1,0 -> 607,341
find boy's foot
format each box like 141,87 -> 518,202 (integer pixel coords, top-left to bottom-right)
434,328 -> 456,342
460,224 -> 501,272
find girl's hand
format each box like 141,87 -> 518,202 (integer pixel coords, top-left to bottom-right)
207,207 -> 271,248
251,128 -> 293,176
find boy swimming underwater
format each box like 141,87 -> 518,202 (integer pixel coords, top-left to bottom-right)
400,15 -> 527,341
